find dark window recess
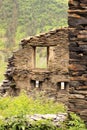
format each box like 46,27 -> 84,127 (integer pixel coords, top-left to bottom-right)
57,82 -> 68,91
30,80 -> 42,89
30,80 -> 35,89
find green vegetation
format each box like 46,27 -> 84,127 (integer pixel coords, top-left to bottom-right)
0,92 -> 65,117
66,113 -> 87,130
0,92 -> 86,130
0,118 -> 59,130
0,116 -> 86,130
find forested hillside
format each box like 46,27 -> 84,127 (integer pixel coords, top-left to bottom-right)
0,0 -> 68,82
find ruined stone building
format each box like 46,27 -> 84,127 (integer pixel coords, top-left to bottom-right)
0,28 -> 69,103
0,0 -> 87,124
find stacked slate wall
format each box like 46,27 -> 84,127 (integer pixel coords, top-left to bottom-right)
0,28 -> 69,103
68,0 -> 87,123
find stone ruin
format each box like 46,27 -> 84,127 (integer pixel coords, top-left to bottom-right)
68,0 -> 87,124
0,28 -> 69,104
0,0 -> 87,124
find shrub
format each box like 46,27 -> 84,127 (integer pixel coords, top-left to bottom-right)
66,113 -> 87,130
0,116 -> 61,130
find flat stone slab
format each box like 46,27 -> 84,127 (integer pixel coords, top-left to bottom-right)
0,113 -> 67,127
25,113 -> 67,126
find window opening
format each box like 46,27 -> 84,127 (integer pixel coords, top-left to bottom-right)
30,80 -> 42,89
36,80 -> 39,88
57,82 -> 68,91
35,47 -> 48,68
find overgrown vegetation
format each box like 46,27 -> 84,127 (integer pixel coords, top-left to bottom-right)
0,92 -> 86,130
65,113 -> 87,130
0,113 -> 86,130
0,92 -> 66,118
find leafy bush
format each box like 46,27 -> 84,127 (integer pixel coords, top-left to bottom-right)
65,113 -> 87,130
0,116 -> 60,130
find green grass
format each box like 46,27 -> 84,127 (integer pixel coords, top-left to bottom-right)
0,92 -> 66,118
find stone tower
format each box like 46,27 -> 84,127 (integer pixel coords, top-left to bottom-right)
68,0 -> 87,124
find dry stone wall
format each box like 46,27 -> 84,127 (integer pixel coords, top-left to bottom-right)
68,0 -> 87,123
0,28 -> 69,103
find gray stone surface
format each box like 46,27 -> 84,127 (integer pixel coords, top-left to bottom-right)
24,113 -> 67,126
